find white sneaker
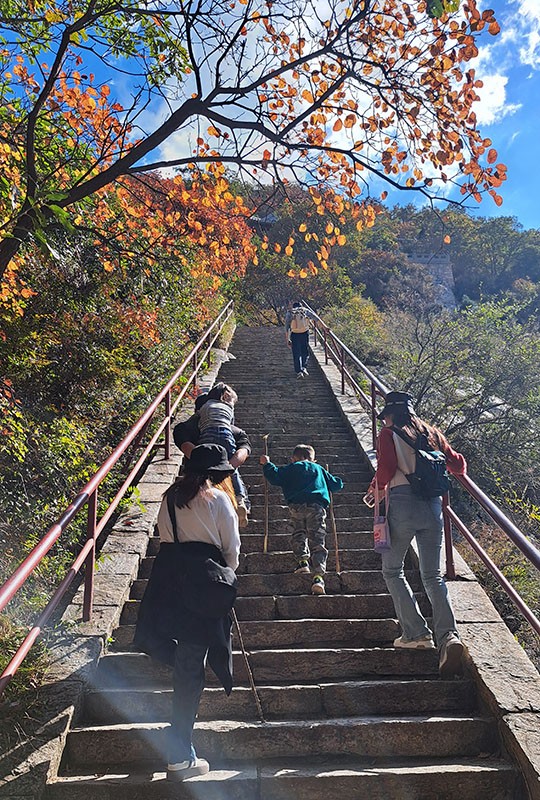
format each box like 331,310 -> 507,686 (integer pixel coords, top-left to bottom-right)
393,634 -> 436,649
167,757 -> 210,781
296,372 -> 304,379
439,634 -> 464,678
311,575 -> 325,595
302,368 -> 309,376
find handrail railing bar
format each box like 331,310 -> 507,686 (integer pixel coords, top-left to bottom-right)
456,474 -> 540,571
0,494 -> 89,614
304,305 -> 390,396
0,536 -> 96,694
308,306 -> 540,576
446,507 -> 540,636
96,314 -> 234,535
0,302 -> 234,617
95,418 -> 170,536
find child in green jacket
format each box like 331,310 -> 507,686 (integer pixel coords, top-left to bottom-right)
260,444 -> 343,595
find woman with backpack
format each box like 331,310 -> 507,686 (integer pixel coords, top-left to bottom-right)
365,391 -> 467,678
284,300 -> 314,378
133,444 -> 240,781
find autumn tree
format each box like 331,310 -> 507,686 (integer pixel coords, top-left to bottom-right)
0,0 -> 505,303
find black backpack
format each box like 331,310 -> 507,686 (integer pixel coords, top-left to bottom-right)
392,427 -> 450,498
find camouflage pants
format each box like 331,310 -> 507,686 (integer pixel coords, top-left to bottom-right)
289,502 -> 328,574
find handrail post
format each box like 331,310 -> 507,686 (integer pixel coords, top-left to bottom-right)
371,383 -> 378,449
164,389 -> 171,460
340,345 -> 345,394
442,493 -> 456,580
312,322 -> 318,348
192,351 -> 198,382
323,327 -> 328,364
82,489 -> 98,622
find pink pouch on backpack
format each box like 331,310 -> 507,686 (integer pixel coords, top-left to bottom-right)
373,481 -> 391,553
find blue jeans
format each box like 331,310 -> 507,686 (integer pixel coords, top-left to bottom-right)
383,485 -> 457,647
169,641 -> 208,763
198,427 -> 250,509
290,331 -> 309,374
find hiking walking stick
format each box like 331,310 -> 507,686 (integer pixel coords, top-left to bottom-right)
262,433 -> 270,554
231,608 -> 266,723
326,463 -> 340,574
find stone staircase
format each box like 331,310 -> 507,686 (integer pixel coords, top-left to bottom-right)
45,326 -> 522,799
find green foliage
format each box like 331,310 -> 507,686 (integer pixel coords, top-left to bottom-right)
324,293 -> 391,366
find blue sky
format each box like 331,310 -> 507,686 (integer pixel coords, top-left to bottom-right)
445,0 -> 540,230
93,0 -> 540,232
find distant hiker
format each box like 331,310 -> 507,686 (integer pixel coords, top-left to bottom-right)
285,300 -> 314,379
260,443 -> 343,595
133,444 -> 240,782
173,383 -> 251,527
365,391 -> 467,679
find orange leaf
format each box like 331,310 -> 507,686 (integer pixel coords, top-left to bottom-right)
443,234 -> 451,244
487,148 -> 497,164
299,223 -> 307,232
333,119 -> 343,132
299,269 -> 308,278
287,269 -> 296,277
263,149 -> 271,160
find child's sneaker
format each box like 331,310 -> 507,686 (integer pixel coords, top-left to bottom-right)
296,371 -> 304,379
294,559 -> 310,573
302,368 -> 309,376
311,575 -> 325,595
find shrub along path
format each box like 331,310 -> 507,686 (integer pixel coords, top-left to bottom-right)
45,325 -> 521,799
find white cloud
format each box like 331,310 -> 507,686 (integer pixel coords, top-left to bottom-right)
474,73 -> 521,125
509,0 -> 540,68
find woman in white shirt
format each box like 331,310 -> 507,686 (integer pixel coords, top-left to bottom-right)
134,444 -> 240,782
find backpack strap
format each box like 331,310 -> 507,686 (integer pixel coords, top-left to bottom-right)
166,489 -> 179,544
391,426 -> 419,450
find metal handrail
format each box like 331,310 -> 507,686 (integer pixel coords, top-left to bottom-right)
304,303 -> 540,637
0,301 -> 234,694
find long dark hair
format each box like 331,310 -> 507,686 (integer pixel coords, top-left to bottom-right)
391,408 -> 448,451
165,472 -> 210,509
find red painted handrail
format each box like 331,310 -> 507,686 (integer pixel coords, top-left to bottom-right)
0,301 -> 234,694
306,304 -> 540,638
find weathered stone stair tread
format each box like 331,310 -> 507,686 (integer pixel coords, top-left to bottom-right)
94,646 -> 440,688
130,570 -> 421,598
110,617 -> 402,650
47,757 -> 517,800
64,715 -> 498,767
85,679 -> 476,724
121,593 -> 430,624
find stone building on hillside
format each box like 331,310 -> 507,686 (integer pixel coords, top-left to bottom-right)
407,250 -> 457,309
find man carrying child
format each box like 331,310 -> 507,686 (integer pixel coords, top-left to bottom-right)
259,444 -> 343,595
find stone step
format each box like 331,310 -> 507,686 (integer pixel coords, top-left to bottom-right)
46,757 -> 518,800
85,679 -> 476,724
63,716 -> 498,768
96,645 -> 439,690
240,550 -> 394,574
238,532 -> 375,552
110,618 -> 401,651
146,529 -> 375,558
130,570 -> 418,599
121,592 -> 416,625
